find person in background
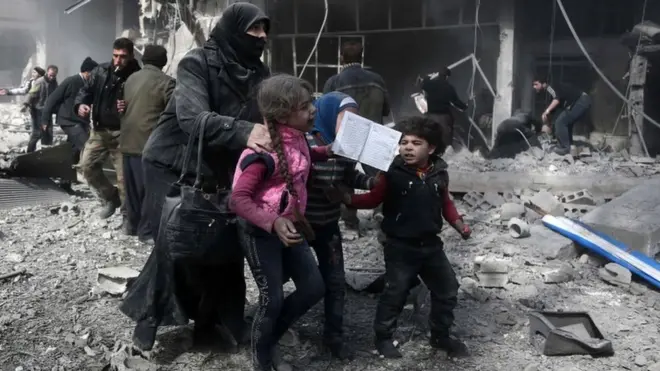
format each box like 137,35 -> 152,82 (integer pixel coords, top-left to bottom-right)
75,37 -> 141,220
120,2 -> 272,353
0,66 -> 46,96
305,91 -> 378,360
418,66 -> 468,151
119,45 -> 174,244
230,74 -> 329,371
22,65 -> 59,153
342,116 -> 471,359
41,57 -> 98,165
323,40 -> 390,229
533,76 -> 591,155
0,67 -> 46,131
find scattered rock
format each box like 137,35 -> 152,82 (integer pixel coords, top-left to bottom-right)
4,253 -> 25,263
629,282 -> 649,296
543,263 -> 575,284
460,277 -> 490,302
635,354 -> 648,367
97,266 -> 140,295
599,263 -> 632,287
528,190 -> 564,216
278,328 -> 299,347
523,363 -> 540,371
578,253 -> 605,266
500,203 -> 526,222
102,232 -> 112,239
647,362 -> 660,371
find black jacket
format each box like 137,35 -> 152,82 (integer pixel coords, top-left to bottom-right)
142,41 -> 268,186
381,156 -> 450,241
74,60 -> 141,131
323,65 -> 390,124
41,74 -> 89,127
421,77 -> 468,115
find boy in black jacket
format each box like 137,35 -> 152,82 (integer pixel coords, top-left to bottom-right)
344,116 -> 471,358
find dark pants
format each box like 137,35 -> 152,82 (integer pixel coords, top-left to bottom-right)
240,228 -> 325,371
61,123 -> 89,164
554,94 -> 592,150
374,238 -> 459,340
123,154 -> 151,240
310,222 -> 345,343
27,108 -> 52,153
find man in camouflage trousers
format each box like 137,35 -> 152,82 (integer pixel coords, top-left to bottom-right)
75,38 -> 141,220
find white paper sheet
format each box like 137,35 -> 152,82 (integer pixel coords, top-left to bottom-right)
331,112 -> 402,171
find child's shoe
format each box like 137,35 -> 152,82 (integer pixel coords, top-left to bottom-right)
430,335 -> 469,357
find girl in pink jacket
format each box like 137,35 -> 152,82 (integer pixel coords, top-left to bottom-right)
230,74 -> 331,371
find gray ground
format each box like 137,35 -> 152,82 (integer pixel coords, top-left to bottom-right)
1,185 -> 660,371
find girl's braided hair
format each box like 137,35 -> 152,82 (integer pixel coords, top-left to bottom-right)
257,74 -> 313,199
257,74 -> 316,241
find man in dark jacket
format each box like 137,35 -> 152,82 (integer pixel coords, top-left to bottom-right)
323,40 -> 391,229
120,2 -> 273,356
419,66 -> 468,150
41,57 -> 98,164
25,65 -> 58,153
120,45 -> 174,244
75,38 -> 141,219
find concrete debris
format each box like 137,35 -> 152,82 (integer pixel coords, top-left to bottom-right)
598,263 -> 632,287
474,256 -> 509,288
543,263 -> 576,284
527,190 -> 564,216
581,177 -> 660,257
500,202 -> 525,221
97,267 -> 140,295
560,190 -> 595,205
460,277 -> 491,302
578,253 -> 605,266
635,354 -> 649,367
507,217 -> 530,238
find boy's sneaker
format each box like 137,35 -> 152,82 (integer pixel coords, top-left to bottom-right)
429,335 -> 469,357
375,339 -> 402,358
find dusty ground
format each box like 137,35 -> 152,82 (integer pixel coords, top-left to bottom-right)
1,184 -> 660,371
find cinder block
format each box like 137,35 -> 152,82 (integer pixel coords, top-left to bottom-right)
582,178 -> 660,257
562,204 -> 597,217
501,203 -> 525,221
561,190 -> 595,205
463,191 -> 483,208
529,190 -> 564,216
483,191 -> 506,207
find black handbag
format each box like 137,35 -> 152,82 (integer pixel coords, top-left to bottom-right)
157,112 -> 238,262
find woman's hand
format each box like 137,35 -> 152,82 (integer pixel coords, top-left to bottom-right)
247,123 -> 272,153
273,217 -> 302,246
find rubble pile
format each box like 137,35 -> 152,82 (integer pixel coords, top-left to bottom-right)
445,146 -> 660,178
0,178 -> 657,370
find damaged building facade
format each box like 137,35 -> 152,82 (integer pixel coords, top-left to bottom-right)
2,0 -> 660,154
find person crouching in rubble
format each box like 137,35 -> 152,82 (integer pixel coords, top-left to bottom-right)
533,76 -> 591,156
119,2 -> 272,353
230,74 -> 330,371
341,116 -> 471,359
74,37 -> 141,220
304,91 -> 379,360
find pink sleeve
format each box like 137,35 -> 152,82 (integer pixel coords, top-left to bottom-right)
229,161 -> 280,233
310,145 -> 330,162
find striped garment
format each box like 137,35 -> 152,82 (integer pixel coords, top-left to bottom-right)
305,133 -> 374,225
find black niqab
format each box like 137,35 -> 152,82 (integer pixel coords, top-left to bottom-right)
210,2 -> 270,68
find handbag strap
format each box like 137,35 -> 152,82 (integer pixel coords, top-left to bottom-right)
177,116 -> 201,183
193,113 -> 210,189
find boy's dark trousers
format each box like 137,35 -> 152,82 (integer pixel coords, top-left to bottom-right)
240,227 -> 325,371
309,222 -> 346,344
374,237 -> 459,341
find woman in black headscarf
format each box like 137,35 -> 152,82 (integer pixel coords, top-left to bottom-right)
119,2 -> 272,352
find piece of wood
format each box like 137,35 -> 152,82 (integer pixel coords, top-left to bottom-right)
0,270 -> 26,281
448,171 -> 656,198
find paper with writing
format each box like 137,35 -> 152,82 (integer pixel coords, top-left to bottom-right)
332,112 -> 402,171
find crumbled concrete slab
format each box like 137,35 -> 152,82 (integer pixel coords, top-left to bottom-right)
543,263 -> 576,284
599,263 -> 632,287
582,178 -> 660,257
477,272 -> 509,288
516,225 -> 578,260
578,253 -> 606,266
528,190 -> 564,216
97,267 -> 140,295
500,203 -> 525,221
